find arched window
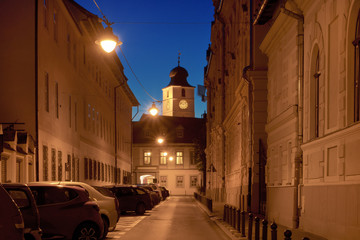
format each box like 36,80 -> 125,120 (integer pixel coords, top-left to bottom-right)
181,88 -> 185,97
314,51 -> 320,137
353,10 -> 360,122
310,46 -> 320,139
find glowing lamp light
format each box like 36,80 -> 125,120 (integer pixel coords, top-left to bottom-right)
164,152 -> 168,156
157,138 -> 164,144
149,103 -> 159,116
100,40 -> 117,53
96,26 -> 122,53
169,156 -> 174,161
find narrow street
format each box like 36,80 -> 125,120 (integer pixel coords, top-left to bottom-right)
107,196 -> 230,240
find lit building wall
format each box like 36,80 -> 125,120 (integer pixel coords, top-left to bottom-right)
0,0 -> 138,184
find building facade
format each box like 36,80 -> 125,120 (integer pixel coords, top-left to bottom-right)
0,0 -> 138,185
204,0 -> 268,214
133,65 -> 206,195
258,0 -> 360,239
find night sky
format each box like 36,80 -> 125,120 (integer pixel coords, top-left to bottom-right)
74,0 -> 214,120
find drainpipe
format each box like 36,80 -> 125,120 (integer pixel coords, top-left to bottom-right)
35,0 -> 39,181
280,5 -> 304,228
215,0 -> 226,202
242,0 -> 254,213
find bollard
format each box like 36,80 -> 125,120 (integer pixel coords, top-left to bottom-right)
223,205 -> 227,221
236,208 -> 241,232
227,206 -> 231,224
262,219 -> 268,240
271,222 -> 277,240
284,230 -> 292,240
248,213 -> 253,240
254,217 -> 260,240
232,207 -> 236,228
241,211 -> 246,237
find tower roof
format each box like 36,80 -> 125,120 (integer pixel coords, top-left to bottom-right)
167,66 -> 194,87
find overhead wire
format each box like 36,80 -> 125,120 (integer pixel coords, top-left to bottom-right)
92,0 -> 160,103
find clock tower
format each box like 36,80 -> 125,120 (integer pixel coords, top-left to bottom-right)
162,59 -> 195,117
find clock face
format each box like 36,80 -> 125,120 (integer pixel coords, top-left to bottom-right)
179,100 -> 188,109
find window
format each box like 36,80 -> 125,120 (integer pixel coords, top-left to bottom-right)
94,160 -> 97,180
43,0 -> 49,29
74,102 -> 78,131
176,151 -> 183,165
190,151 -> 196,165
65,154 -> 71,181
72,156 -> 76,181
7,189 -> 29,208
182,88 -> 185,97
89,159 -> 93,180
45,73 -> 49,112
55,82 -> 59,118
67,34 -> 71,60
160,176 -> 168,186
53,10 -> 58,41
51,148 -> 56,180
176,128 -> 184,138
160,152 -> 167,165
310,48 -> 320,139
144,151 -> 151,165
1,156 -> 7,182
190,176 -> 198,187
58,151 -> 62,181
43,146 -> 48,181
176,176 -> 184,187
354,9 -> 360,122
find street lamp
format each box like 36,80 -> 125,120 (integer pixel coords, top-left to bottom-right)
149,102 -> 160,116
96,26 -> 122,53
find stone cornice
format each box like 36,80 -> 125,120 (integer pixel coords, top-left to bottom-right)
265,105 -> 298,133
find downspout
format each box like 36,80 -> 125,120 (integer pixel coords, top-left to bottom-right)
215,0 -> 226,201
131,105 -> 139,184
280,6 -> 304,228
35,0 -> 39,181
242,0 -> 253,213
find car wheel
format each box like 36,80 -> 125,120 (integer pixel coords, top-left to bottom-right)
72,222 -> 100,240
101,216 -> 109,239
135,202 -> 145,215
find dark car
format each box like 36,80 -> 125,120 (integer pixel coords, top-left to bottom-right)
138,185 -> 160,206
105,185 -> 152,215
3,183 -> 42,240
28,183 -> 104,240
159,186 -> 170,199
0,184 -> 24,240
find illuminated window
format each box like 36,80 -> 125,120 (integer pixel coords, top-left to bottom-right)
176,151 -> 183,165
160,152 -> 167,165
144,151 -> 151,165
160,176 -> 168,186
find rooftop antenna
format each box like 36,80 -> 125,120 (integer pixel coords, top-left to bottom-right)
178,51 -> 181,66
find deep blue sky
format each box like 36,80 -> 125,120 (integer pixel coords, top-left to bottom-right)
74,0 -> 214,120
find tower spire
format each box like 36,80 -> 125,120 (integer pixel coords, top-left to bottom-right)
178,51 -> 181,66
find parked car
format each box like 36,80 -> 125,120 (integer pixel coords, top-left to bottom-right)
46,181 -> 119,239
105,185 -> 153,215
138,185 -> 160,206
92,185 -> 121,218
0,184 -> 24,240
3,183 -> 42,240
28,183 -> 104,240
159,186 -> 170,199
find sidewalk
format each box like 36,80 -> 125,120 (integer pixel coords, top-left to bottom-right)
195,199 -> 327,240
